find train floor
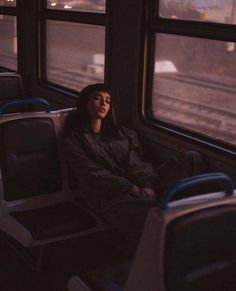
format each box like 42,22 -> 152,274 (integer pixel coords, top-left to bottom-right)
0,230 -> 127,291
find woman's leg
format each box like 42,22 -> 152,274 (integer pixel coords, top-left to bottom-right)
103,198 -> 157,257
156,150 -> 207,197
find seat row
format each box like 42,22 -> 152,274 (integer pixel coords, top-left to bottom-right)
0,97 -> 236,291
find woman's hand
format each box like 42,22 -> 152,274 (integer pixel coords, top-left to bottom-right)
141,187 -> 156,199
130,185 -> 141,195
130,185 -> 156,199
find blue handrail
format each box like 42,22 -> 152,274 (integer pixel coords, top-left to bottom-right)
0,98 -> 51,115
160,172 -> 234,210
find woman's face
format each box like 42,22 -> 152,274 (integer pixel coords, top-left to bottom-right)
87,91 -> 111,119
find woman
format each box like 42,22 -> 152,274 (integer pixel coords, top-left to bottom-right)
65,83 -> 205,254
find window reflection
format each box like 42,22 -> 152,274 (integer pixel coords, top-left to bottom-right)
0,15 -> 17,70
47,0 -> 105,13
46,21 -> 105,91
159,0 -> 236,24
152,33 -> 236,145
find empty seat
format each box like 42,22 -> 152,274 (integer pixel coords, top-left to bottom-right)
67,173 -> 236,291
0,72 -> 24,101
0,107 -> 108,269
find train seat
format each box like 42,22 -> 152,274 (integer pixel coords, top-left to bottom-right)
0,105 -> 107,252
67,173 -> 236,291
0,72 -> 24,102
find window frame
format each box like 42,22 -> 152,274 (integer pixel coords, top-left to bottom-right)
38,0 -> 108,95
143,0 -> 236,155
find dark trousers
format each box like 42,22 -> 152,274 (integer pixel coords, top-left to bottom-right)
103,151 -> 207,256
156,150 -> 206,198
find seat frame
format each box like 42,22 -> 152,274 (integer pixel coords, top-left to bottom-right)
124,191 -> 236,291
0,109 -> 111,271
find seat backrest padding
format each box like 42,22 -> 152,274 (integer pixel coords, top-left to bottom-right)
0,117 -> 62,200
165,205 -> 236,291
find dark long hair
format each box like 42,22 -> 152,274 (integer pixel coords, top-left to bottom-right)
65,83 -> 119,138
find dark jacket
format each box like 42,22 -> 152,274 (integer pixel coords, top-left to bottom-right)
65,127 -> 156,212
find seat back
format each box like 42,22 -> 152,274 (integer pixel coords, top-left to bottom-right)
165,204 -> 236,291
125,173 -> 236,291
0,117 -> 61,201
0,105 -> 75,201
0,73 -> 24,101
0,108 -> 74,206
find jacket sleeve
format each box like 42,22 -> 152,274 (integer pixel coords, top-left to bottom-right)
124,128 -> 156,189
65,134 -> 134,196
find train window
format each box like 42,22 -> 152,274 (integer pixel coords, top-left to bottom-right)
0,15 -> 17,71
42,0 -> 106,91
0,0 -> 16,7
159,1 -> 236,24
148,0 -> 236,147
46,20 -> 105,91
47,0 -> 105,13
152,33 -> 236,145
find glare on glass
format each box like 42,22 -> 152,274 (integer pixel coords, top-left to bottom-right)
46,20 -> 105,91
152,33 -> 236,145
0,15 -> 17,70
159,0 -> 236,24
47,0 -> 105,13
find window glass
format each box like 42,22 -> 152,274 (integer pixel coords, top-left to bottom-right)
0,15 -> 17,70
152,33 -> 236,145
159,0 -> 236,24
0,0 -> 16,7
46,20 -> 105,91
47,0 -> 105,13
